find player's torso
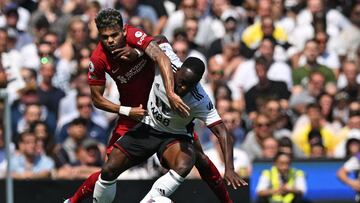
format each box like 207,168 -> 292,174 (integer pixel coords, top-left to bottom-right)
103,49 -> 155,107
144,73 -> 206,136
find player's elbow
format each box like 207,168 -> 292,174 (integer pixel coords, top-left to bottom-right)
154,35 -> 169,44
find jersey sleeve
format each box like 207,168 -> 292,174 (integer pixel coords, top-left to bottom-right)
88,56 -> 106,86
125,25 -> 154,51
159,42 -> 182,70
344,156 -> 360,172
193,88 -> 222,127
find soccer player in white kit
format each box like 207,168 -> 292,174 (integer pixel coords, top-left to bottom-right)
93,55 -> 247,203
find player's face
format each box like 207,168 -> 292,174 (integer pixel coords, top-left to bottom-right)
99,25 -> 126,52
175,68 -> 199,97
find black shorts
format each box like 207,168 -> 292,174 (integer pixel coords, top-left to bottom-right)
114,123 -> 193,166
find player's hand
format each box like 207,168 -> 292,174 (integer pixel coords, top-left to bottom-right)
129,104 -> 147,121
224,169 -> 248,190
111,47 -> 138,61
167,93 -> 190,118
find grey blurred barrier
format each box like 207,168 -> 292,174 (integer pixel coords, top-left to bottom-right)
0,89 -> 13,203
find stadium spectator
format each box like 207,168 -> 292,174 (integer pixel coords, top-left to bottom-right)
117,0 -> 158,27
244,56 -> 290,117
256,152 -> 307,203
37,57 -> 66,119
230,38 -> 292,95
292,39 -> 336,86
292,103 -> 337,157
0,28 -> 25,104
56,93 -> 107,144
29,121 -> 55,157
29,0 -> 71,43
337,60 -> 360,102
10,131 -> 55,179
162,0 -> 199,42
55,138 -> 104,180
11,86 -> 57,137
53,118 -> 89,167
332,2 -> 360,61
261,137 -> 279,159
241,15 -> 289,59
241,113 -> 274,160
334,113 -> 360,158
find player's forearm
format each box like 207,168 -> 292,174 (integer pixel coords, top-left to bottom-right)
92,95 -> 120,114
211,124 -> 235,171
157,53 -> 175,96
145,41 -> 175,97
337,167 -> 352,186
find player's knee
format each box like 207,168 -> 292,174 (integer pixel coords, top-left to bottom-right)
172,158 -> 195,177
101,163 -> 118,181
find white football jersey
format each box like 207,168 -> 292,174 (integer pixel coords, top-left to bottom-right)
142,43 -> 221,137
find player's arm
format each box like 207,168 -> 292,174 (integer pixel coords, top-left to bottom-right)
90,85 -> 145,120
145,40 -> 190,118
337,166 -> 360,191
209,122 -> 248,189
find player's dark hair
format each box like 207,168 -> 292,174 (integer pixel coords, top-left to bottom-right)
182,57 -> 205,78
95,8 -> 123,30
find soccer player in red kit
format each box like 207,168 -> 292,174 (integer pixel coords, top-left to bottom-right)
65,8 -> 238,203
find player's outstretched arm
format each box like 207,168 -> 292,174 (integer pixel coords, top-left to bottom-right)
145,41 -> 190,118
90,85 -> 146,119
209,122 -> 248,189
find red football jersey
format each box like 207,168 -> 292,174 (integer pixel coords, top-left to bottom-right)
88,24 -> 155,128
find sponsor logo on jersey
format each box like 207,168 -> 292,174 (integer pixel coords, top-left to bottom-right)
135,31 -> 143,38
116,59 -> 147,84
137,33 -> 147,45
111,67 -> 120,73
89,61 -> 95,72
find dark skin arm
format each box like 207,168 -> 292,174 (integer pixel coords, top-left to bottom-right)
90,85 -> 146,120
209,122 -> 248,189
110,41 -> 190,117
145,41 -> 190,118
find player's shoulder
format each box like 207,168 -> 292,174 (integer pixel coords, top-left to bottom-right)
189,84 -> 212,106
125,24 -> 148,40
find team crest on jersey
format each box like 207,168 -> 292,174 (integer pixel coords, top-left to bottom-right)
89,61 -> 95,72
135,31 -> 143,38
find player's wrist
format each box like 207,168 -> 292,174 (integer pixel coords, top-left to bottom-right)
118,106 -> 131,116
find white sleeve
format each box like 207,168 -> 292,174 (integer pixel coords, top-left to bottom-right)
344,157 -> 360,172
159,42 -> 182,69
194,99 -> 221,126
256,173 -> 271,192
295,174 -> 307,194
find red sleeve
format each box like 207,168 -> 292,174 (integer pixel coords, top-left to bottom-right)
88,55 -> 106,86
125,24 -> 154,51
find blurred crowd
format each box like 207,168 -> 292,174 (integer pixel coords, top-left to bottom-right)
0,0 -> 358,194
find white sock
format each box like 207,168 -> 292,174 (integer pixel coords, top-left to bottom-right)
93,175 -> 117,203
140,169 -> 185,203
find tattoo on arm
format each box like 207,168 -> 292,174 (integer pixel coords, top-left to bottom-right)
145,41 -> 163,61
